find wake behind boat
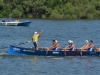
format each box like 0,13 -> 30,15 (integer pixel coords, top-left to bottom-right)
8,45 -> 100,57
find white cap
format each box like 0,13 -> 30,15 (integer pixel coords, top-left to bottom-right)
68,40 -> 72,43
55,40 -> 58,42
34,32 -> 37,34
85,40 -> 88,42
71,41 -> 73,43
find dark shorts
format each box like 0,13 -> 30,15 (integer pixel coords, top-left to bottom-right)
33,42 -> 37,47
52,48 -> 58,51
88,48 -> 93,52
70,48 -> 75,51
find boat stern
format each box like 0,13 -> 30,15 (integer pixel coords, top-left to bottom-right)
8,45 -> 22,55
17,21 -> 31,26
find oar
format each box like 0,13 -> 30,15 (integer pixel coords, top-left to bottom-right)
14,40 -> 32,46
0,40 -> 32,49
0,46 -> 9,49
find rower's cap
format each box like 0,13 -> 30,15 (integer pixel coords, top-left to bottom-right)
71,40 -> 73,43
85,40 -> 88,42
34,32 -> 37,34
68,40 -> 72,43
55,40 -> 58,42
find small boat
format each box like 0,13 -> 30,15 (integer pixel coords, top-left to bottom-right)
17,21 -> 31,26
8,45 -> 100,56
0,22 -> 18,26
0,21 -> 31,26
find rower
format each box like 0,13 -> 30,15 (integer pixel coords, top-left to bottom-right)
88,40 -> 94,52
96,47 -> 100,52
62,40 -> 76,51
47,40 -> 59,51
79,40 -> 89,51
70,41 -> 76,51
62,40 -> 71,50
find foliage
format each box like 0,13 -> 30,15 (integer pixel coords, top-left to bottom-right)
0,0 -> 100,19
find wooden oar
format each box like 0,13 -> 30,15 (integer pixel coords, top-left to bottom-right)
0,40 -> 32,49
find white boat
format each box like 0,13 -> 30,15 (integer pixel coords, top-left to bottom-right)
0,21 -> 31,26
0,22 -> 18,26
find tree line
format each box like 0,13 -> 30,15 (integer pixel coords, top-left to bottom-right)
0,0 -> 100,19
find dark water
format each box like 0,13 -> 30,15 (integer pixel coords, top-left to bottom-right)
0,18 -> 100,75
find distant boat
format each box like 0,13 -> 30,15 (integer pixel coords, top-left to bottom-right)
0,22 -> 18,26
0,21 -> 31,26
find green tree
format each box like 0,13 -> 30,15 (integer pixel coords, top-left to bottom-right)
0,0 -> 100,19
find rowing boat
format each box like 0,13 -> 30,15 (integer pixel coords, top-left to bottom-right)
8,45 -> 100,56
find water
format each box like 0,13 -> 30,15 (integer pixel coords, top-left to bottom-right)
0,18 -> 100,75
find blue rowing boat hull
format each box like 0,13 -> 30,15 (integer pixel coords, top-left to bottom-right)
8,45 -> 100,56
17,21 -> 31,26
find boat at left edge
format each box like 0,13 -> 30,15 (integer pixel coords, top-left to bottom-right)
0,21 -> 31,26
0,22 -> 18,26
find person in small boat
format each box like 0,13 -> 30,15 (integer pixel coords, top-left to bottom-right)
62,40 -> 76,51
79,40 -> 89,51
87,40 -> 94,52
32,30 -> 44,50
8,17 -> 12,22
46,40 -> 59,51
15,19 -> 19,22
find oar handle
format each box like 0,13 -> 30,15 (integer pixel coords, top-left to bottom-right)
28,40 -> 32,42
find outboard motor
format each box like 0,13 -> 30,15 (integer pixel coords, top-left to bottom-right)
2,20 -> 5,22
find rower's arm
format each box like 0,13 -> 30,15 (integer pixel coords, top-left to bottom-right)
89,44 -> 94,48
69,44 -> 75,49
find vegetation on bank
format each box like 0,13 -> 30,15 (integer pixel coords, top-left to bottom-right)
0,0 -> 100,19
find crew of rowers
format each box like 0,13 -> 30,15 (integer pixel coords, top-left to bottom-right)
46,40 -> 100,52
32,30 -> 100,51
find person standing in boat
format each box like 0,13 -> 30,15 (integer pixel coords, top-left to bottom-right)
46,40 -> 59,51
62,40 -> 76,51
87,40 -> 94,52
79,40 -> 89,51
32,30 -> 44,50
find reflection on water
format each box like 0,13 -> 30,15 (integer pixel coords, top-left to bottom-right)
0,55 -> 100,75
31,56 -> 39,70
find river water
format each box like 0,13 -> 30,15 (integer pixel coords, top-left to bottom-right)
0,18 -> 100,75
